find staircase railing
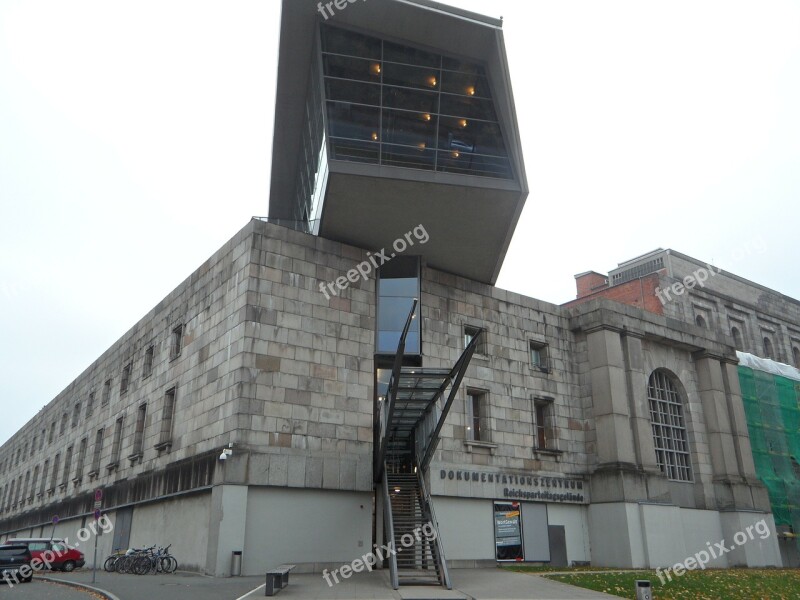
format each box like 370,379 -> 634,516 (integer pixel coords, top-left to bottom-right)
381,469 -> 399,590
417,469 -> 452,589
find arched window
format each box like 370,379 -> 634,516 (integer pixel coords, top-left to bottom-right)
648,370 -> 692,482
695,315 -> 706,328
731,327 -> 742,349
763,337 -> 774,360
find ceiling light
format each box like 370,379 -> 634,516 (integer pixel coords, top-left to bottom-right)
466,86 -> 476,96
371,63 -> 382,75
459,119 -> 468,128
427,76 -> 437,87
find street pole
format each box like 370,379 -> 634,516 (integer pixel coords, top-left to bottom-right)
92,530 -> 98,584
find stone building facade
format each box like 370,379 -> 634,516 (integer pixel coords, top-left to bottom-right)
0,221 -> 785,575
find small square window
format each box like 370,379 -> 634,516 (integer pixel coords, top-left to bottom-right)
464,325 -> 486,354
170,325 -> 184,360
529,341 -> 550,372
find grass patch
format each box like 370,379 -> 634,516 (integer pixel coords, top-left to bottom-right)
543,568 -> 800,599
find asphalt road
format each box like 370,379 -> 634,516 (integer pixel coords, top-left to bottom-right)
0,578 -> 94,598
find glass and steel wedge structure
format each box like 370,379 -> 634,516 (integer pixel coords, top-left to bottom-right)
268,0 -> 528,284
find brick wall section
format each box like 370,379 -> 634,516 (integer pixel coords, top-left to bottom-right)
575,272 -> 609,299
565,272 -> 665,316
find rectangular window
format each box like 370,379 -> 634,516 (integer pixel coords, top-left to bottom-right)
143,345 -> 154,378
102,379 -> 112,406
157,388 -> 177,450
91,429 -> 104,475
86,392 -> 95,418
464,325 -> 486,354
533,398 -> 556,451
72,402 -> 81,428
61,445 -> 73,487
170,325 -> 184,360
75,438 -> 88,482
131,403 -> 147,460
60,413 -> 68,436
466,389 -> 489,442
529,341 -> 550,372
120,363 -> 132,394
40,429 -> 46,451
109,417 -> 124,469
49,422 -> 56,444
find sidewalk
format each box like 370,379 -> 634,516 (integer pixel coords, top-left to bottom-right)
42,568 -> 621,600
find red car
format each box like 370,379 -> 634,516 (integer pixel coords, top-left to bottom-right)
5,538 -> 85,572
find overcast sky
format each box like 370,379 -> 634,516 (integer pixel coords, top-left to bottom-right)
1,0 -> 798,446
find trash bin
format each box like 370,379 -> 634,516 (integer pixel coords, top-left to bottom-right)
231,551 -> 242,577
635,580 -> 652,600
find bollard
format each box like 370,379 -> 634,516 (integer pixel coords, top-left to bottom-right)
635,579 -> 652,600
231,551 -> 243,576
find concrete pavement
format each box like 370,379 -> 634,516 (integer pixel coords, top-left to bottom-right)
41,568 -> 621,600
1,578 -> 95,599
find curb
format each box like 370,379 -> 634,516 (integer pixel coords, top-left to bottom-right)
38,575 -> 122,600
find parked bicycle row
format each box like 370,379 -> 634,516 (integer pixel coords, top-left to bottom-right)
103,544 -> 178,575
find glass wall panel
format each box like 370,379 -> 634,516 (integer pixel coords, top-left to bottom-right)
319,24 -> 513,180
376,257 -> 421,355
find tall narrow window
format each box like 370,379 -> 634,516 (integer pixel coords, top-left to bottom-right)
170,325 -> 184,360
86,391 -> 95,418
763,337 -> 774,360
49,421 -> 56,444
109,417 -> 124,469
90,429 -> 104,476
7,480 -> 15,509
40,460 -> 49,495
61,445 -> 73,487
130,404 -> 147,461
157,388 -> 177,451
120,363 -> 132,394
60,413 -> 68,436
23,471 -> 30,502
40,429 -> 46,451
794,346 -> 800,369
143,345 -> 155,378
529,341 -> 550,372
72,402 -> 81,428
75,438 -> 88,483
50,453 -> 60,491
648,370 -> 692,482
534,398 -> 556,451
102,379 -> 112,406
466,390 -> 489,442
731,327 -> 742,349
31,466 -> 39,500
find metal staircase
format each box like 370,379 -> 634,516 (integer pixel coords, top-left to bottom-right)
374,300 -> 483,590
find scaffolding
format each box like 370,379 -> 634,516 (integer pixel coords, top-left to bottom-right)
737,352 -> 800,552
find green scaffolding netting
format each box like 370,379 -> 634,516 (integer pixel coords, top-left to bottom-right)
739,365 -> 800,551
